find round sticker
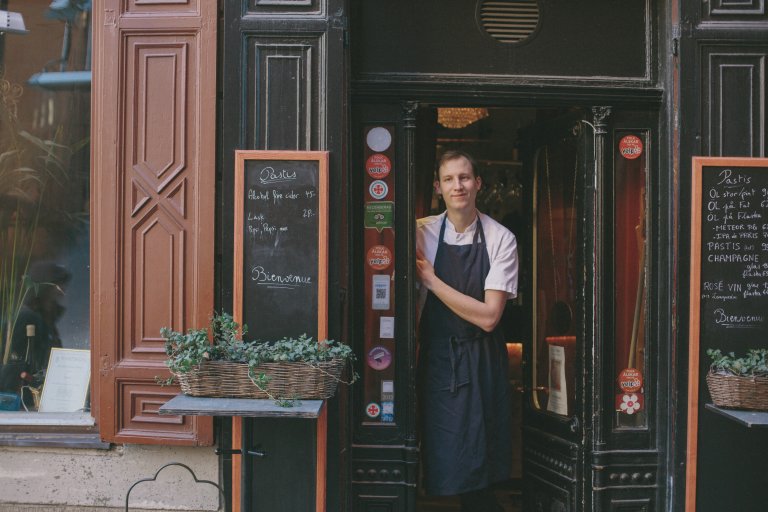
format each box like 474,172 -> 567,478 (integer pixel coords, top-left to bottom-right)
619,135 -> 643,160
366,127 -> 392,152
365,402 -> 381,418
618,368 -> 643,393
369,180 -> 389,200
366,153 -> 392,179
619,393 -> 642,415
367,346 -> 392,370
367,245 -> 392,270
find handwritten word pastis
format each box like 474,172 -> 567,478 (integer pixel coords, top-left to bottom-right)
259,166 -> 297,184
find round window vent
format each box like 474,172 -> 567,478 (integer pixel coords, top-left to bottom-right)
477,0 -> 540,44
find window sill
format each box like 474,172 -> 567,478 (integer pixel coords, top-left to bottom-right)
0,412 -> 95,427
0,432 -> 109,449
0,413 -> 108,448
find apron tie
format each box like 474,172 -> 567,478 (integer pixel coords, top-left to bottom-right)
448,336 -> 459,393
448,335 -> 482,393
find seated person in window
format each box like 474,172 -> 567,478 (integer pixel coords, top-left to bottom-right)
0,263 -> 70,394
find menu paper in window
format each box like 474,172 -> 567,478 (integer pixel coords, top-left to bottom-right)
38,348 -> 90,413
546,344 -> 568,416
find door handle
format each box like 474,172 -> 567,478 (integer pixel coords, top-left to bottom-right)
568,416 -> 580,433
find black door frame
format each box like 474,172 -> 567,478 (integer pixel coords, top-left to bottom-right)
348,88 -> 666,512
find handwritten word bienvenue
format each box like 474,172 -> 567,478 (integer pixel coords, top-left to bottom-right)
259,166 -> 297,184
251,265 -> 312,289
713,307 -> 764,328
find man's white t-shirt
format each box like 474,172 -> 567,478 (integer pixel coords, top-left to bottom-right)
416,211 -> 519,316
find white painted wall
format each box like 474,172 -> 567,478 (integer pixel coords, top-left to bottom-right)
0,444 -> 220,510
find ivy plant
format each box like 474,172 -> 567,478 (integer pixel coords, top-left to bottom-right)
159,312 -> 357,405
707,348 -> 768,378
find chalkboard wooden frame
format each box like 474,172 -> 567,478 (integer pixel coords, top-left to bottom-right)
233,150 -> 329,341
686,156 -> 768,512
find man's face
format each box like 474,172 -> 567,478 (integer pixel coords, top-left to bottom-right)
435,156 -> 482,213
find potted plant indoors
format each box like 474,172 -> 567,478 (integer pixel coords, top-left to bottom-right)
160,313 -> 357,405
706,348 -> 768,411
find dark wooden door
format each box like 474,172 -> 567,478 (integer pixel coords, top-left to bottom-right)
220,1 -> 348,511
678,4 -> 768,512
521,111 -> 591,512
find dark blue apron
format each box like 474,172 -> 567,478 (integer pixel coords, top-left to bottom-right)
419,215 -> 512,496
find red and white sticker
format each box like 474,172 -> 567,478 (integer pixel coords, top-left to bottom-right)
369,180 -> 389,200
366,154 -> 391,180
617,368 -> 643,393
367,245 -> 392,270
616,393 -> 644,415
619,135 -> 643,160
365,402 -> 381,418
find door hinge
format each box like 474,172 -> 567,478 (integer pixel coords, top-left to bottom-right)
672,24 -> 681,57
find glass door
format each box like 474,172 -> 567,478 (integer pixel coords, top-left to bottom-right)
522,111 -> 590,512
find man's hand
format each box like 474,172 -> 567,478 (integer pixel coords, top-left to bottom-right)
416,249 -> 437,290
416,249 -> 507,332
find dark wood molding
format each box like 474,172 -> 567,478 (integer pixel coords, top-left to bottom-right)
352,77 -> 663,108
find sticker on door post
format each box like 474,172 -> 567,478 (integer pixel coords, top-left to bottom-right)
371,274 -> 391,310
619,135 -> 643,160
364,202 -> 394,232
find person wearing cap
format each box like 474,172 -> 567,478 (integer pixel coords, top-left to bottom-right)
416,150 -> 518,512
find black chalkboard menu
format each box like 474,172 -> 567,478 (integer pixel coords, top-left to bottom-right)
234,151 -> 328,342
686,156 -> 768,512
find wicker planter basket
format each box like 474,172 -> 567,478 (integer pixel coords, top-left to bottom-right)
175,359 -> 348,400
706,371 -> 768,411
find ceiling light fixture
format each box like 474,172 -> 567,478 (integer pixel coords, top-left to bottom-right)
437,107 -> 490,129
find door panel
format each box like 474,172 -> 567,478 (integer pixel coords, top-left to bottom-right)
350,101 -> 420,512
93,0 -> 215,446
523,112 -> 590,512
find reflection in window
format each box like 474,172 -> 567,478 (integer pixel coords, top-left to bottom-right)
533,144 -> 580,415
0,1 -> 90,414
613,131 -> 647,428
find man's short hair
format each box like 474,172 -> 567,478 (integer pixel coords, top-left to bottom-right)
435,150 -> 479,179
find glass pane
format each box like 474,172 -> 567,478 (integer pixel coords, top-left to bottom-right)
613,131 -> 648,428
0,2 -> 91,414
532,144 -> 579,415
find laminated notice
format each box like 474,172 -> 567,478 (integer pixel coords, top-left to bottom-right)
372,274 -> 391,310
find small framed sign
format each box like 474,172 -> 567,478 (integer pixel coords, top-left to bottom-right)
39,348 -> 90,413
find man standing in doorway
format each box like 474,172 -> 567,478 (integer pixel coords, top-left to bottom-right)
416,150 -> 518,512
